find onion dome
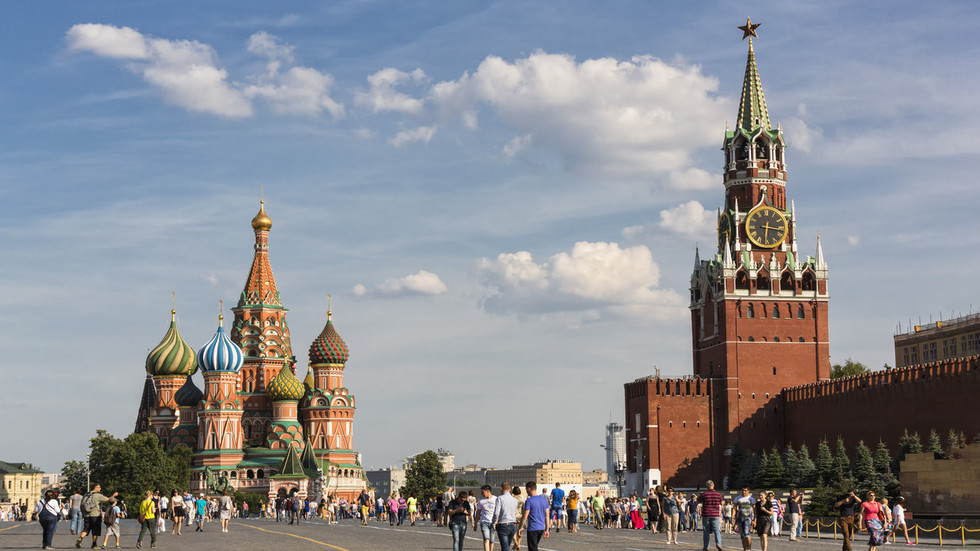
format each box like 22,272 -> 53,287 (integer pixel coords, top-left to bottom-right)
267,367 -> 305,402
174,376 -> 203,407
251,200 -> 272,231
146,309 -> 197,377
303,367 -> 314,390
197,314 -> 244,373
308,310 -> 349,365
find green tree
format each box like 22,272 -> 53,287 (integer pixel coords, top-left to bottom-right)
947,429 -> 965,455
727,443 -> 746,490
815,440 -> 834,484
851,441 -> 877,493
401,450 -> 448,502
873,440 -> 901,500
782,444 -> 800,488
737,451 -> 760,489
61,460 -> 89,495
796,444 -> 817,487
79,430 -> 190,507
927,429 -> 945,459
832,437 -> 851,483
830,358 -> 871,379
760,446 -> 785,488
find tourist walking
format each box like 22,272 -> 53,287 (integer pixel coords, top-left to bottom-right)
734,488 -> 756,551
448,490 -> 472,551
860,491 -> 886,551
476,485 -> 497,551
892,497 -> 911,545
591,493 -> 604,530
836,490 -> 861,551
77,483 -> 117,549
700,480 -> 724,551
36,489 -> 63,550
754,491 -> 774,551
194,494 -> 207,531
493,482 -> 519,551
101,497 -> 122,549
548,483 -> 565,533
136,490 -> 157,549
183,491 -> 196,526
629,495 -> 645,529
520,482 -> 549,551
171,490 -> 185,535
647,488 -> 661,533
663,488 -> 680,544
512,485 -> 525,550
68,489 -> 83,536
567,489 -> 579,533
408,493 -> 419,526
358,490 -> 371,526
787,489 -> 802,541
219,490 -> 234,532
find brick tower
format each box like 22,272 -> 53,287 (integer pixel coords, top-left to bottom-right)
688,23 -> 830,454
145,305 -> 197,447
196,311 -> 246,470
230,200 -> 296,447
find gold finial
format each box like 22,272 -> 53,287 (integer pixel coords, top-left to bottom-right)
251,189 -> 273,231
171,291 -> 176,320
327,293 -> 332,321
739,17 -> 761,40
218,299 -> 224,326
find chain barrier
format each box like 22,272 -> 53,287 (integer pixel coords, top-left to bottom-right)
793,517 -> 980,546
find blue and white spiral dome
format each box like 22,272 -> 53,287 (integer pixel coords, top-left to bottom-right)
197,317 -> 244,373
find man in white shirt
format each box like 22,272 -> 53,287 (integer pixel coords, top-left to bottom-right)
492,482 -> 519,551
476,485 -> 498,551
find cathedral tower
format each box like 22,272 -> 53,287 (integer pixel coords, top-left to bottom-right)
688,20 -> 830,453
231,200 -> 296,447
301,305 -> 357,462
196,310 -> 246,469
145,305 -> 197,446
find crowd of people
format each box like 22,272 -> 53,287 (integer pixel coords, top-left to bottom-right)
24,484 -> 239,550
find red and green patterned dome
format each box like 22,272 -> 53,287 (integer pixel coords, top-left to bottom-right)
266,367 -> 305,402
308,314 -> 348,365
146,310 -> 197,377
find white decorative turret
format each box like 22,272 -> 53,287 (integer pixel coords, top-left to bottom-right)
723,239 -> 734,269
791,200 -> 799,255
769,252 -> 780,272
815,234 -> 827,271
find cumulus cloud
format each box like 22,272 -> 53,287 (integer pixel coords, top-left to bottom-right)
372,51 -> 731,182
782,104 -> 823,154
66,25 -> 342,119
477,241 -> 686,321
658,200 -> 714,238
389,125 -> 436,147
355,68 -> 427,114
357,270 -> 448,298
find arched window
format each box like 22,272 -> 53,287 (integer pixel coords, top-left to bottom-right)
755,139 -> 768,159
772,305 -> 780,319
758,274 -> 771,292
799,337 -> 805,343
748,337 -> 755,342
736,271 -> 750,290
735,137 -> 749,161
797,305 -> 805,319
747,304 -> 755,318
774,336 -> 780,342
247,470 -> 254,479
781,272 -> 794,292
257,469 -> 264,479
802,272 -> 816,291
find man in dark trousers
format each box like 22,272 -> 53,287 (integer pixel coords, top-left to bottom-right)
835,490 -> 861,551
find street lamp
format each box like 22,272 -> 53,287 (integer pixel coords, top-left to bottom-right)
599,445 -> 626,497
85,453 -> 90,492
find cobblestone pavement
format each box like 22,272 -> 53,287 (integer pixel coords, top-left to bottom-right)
0,518 -> 965,551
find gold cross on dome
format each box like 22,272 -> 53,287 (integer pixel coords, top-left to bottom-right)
739,17 -> 761,40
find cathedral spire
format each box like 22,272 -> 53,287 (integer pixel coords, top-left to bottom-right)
239,200 -> 283,309
736,23 -> 771,134
815,233 -> 827,271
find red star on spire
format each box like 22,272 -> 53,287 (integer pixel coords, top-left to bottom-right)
739,17 -> 761,40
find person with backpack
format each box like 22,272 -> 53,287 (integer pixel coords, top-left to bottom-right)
136,490 -> 156,549
76,483 -> 117,549
35,489 -> 63,550
101,498 -> 122,549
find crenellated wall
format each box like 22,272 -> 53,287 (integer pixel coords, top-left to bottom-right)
782,356 -> 980,452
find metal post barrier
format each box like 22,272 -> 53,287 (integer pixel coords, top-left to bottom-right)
939,525 -> 943,546
914,524 -> 918,545
961,526 -> 965,546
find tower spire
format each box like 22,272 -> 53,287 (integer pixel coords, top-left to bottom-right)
736,19 -> 771,133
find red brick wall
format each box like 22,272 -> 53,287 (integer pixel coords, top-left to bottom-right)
782,356 -> 980,453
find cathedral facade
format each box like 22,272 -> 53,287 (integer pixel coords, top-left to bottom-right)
135,202 -> 367,501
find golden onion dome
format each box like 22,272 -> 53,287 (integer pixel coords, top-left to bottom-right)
266,366 -> 305,402
251,200 -> 272,231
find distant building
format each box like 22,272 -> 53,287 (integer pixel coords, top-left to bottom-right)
605,423 -> 625,480
895,313 -> 980,368
583,469 -> 608,485
449,464 -> 491,484
365,468 -> 406,498
484,460 -> 583,491
0,461 -> 43,507
404,448 -> 455,473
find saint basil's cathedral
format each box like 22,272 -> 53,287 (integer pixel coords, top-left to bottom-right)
134,202 -> 367,500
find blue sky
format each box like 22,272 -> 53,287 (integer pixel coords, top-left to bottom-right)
3,1 -> 979,474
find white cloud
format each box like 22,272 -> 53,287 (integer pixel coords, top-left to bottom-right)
422,52 -> 731,181
783,117 -> 822,155
356,68 -> 426,114
668,167 -> 716,190
389,125 -> 436,147
502,134 -> 532,158
477,241 -> 686,321
66,23 -> 149,59
658,200 -> 714,238
66,25 -> 343,119
359,270 -> 448,298
847,235 -> 860,246
352,127 -> 375,140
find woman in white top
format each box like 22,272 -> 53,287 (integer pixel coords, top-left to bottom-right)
36,489 -> 63,550
892,497 -> 911,544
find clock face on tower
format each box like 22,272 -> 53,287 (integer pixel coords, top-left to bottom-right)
745,206 -> 788,249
